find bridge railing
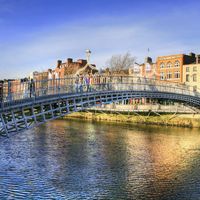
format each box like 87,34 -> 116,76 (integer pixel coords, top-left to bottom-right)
0,75 -> 199,109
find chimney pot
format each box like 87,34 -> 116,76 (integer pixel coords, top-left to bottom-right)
57,60 -> 62,68
67,58 -> 73,63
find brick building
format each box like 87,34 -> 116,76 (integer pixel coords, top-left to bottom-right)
51,58 -> 98,79
32,58 -> 98,82
29,57 -> 98,96
156,53 -> 196,83
0,79 -> 29,101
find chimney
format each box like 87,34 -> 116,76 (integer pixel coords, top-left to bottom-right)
189,52 -> 196,63
67,58 -> 73,63
189,52 -> 196,57
145,57 -> 152,63
57,60 -> 62,68
77,59 -> 87,66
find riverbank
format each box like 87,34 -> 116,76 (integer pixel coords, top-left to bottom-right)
63,111 -> 200,128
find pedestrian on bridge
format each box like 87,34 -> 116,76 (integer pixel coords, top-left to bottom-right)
75,74 -> 79,93
29,79 -> 35,98
79,74 -> 84,93
84,74 -> 90,92
89,73 -> 94,92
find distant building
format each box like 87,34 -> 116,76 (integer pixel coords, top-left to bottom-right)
129,57 -> 156,78
35,72 -> 48,81
100,68 -> 112,76
52,58 -> 98,79
0,80 -> 3,102
28,57 -> 98,96
29,71 -> 39,80
31,55 -> 98,82
156,53 -> 196,83
183,54 -> 200,91
1,79 -> 29,101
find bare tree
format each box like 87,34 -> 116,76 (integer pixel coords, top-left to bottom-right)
106,52 -> 136,72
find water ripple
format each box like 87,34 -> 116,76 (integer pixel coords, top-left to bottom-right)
0,120 -> 200,199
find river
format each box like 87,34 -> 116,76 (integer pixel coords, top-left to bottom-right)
1,119 -> 200,199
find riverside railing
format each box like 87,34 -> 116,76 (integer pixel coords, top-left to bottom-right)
0,75 -> 199,109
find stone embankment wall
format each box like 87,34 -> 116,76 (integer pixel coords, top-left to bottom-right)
64,112 -> 200,128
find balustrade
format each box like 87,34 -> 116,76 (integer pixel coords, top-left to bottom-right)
0,76 -> 199,109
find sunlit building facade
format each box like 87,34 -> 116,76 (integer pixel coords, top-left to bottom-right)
183,55 -> 200,91
156,53 -> 196,83
129,57 -> 156,79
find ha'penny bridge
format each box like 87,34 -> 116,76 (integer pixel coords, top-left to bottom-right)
0,76 -> 200,136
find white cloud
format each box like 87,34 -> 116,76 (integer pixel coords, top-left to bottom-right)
0,14 -> 200,79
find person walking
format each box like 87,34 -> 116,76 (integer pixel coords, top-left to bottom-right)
29,79 -> 35,98
75,74 -> 79,93
79,74 -> 84,93
89,73 -> 94,92
84,74 -> 90,92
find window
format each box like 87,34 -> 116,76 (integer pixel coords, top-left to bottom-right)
145,63 -> 151,71
186,67 -> 190,72
186,74 -> 190,82
193,74 -> 197,82
160,72 -> 165,80
175,61 -> 180,67
160,63 -> 165,69
174,71 -> 180,79
193,86 -> 197,92
167,62 -> 172,68
193,66 -> 197,72
166,71 -> 172,79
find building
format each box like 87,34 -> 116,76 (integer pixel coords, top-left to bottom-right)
33,71 -> 48,81
29,57 -> 98,96
156,53 -> 196,83
129,57 -> 157,78
30,71 -> 39,80
139,57 -> 156,79
0,80 -> 3,102
183,55 -> 200,91
51,58 -> 98,79
0,79 -> 29,101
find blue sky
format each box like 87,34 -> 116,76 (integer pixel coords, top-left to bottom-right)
0,0 -> 200,79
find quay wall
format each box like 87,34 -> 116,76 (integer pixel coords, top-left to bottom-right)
63,112 -> 200,128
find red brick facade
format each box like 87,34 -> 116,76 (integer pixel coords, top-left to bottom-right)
156,53 -> 196,83
49,58 -> 97,80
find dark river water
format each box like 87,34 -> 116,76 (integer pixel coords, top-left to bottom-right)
1,119 -> 200,200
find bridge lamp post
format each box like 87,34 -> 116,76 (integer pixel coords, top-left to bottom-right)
86,49 -> 91,65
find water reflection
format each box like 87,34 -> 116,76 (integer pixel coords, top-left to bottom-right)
1,120 -> 200,199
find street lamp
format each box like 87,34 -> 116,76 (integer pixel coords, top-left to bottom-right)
85,49 -> 91,64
